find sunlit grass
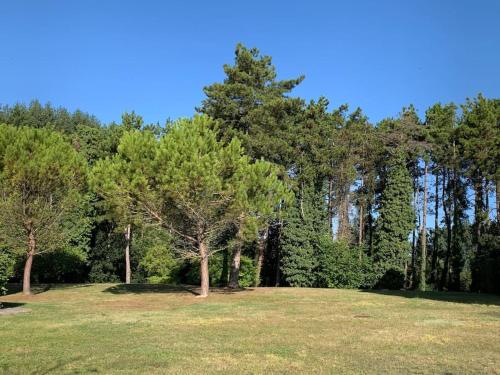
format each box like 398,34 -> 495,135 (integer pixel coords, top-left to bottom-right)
1,284 -> 499,374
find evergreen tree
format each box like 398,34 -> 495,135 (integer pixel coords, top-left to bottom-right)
373,152 -> 414,288
0,125 -> 87,294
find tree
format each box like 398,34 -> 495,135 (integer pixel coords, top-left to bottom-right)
373,152 -> 414,288
90,111 -> 153,284
458,95 -> 499,248
98,115 -> 289,296
0,125 -> 87,295
227,160 -> 291,288
0,247 -> 14,300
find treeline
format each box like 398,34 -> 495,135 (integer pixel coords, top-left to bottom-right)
0,44 -> 499,297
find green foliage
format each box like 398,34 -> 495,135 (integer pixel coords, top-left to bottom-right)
471,223 -> 500,293
0,248 -> 14,296
199,43 -> 304,166
316,238 -> 376,289
280,185 -> 325,287
0,100 -> 101,133
136,228 -> 179,284
373,152 -> 414,287
0,125 -> 87,256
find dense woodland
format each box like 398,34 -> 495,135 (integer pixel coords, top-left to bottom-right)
0,44 -> 499,297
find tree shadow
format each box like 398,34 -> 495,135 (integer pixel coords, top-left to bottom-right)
5,283 -> 93,295
0,302 -> 26,309
102,284 -> 201,296
360,289 -> 500,306
102,283 -> 254,296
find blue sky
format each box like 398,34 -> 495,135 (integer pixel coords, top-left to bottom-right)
0,0 -> 499,125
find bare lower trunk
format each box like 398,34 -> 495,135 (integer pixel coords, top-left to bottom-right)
328,177 -> 334,239
473,173 -> 484,252
496,178 -> 500,223
124,223 -> 131,284
199,239 -> 209,297
358,203 -> 363,247
440,170 -> 452,290
228,243 -> 242,289
337,188 -> 350,242
254,228 -> 268,286
23,225 -> 36,295
419,162 -> 428,291
368,201 -> 373,255
430,171 -> 439,285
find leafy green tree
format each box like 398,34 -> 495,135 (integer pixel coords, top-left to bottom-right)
227,160 -> 292,288
0,125 -> 87,294
0,247 -> 14,299
373,152 -> 414,288
95,115 -> 289,296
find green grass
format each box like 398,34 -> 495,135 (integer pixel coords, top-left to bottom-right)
1,284 -> 499,374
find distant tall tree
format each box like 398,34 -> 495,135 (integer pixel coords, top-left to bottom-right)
198,43 -> 304,166
198,44 -> 304,285
373,152 -> 414,287
426,103 -> 457,286
458,95 -> 499,248
0,125 -> 87,294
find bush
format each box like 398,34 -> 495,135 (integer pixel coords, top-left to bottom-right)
374,268 -> 405,290
238,256 -> 256,288
471,223 -> 500,293
316,237 -> 376,289
0,249 -> 14,297
139,243 -> 179,284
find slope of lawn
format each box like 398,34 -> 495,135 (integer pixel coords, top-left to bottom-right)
1,284 -> 499,374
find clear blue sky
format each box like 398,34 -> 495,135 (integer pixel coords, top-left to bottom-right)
1,0 -> 499,125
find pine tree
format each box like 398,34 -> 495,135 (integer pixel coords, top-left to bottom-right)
0,125 -> 87,294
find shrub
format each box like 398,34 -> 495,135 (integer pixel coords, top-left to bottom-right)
316,237 -> 376,289
0,248 -> 14,297
139,243 -> 179,284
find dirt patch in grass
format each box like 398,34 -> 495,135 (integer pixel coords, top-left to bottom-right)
0,306 -> 30,316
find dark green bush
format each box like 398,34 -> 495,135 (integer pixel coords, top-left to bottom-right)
316,237 -> 376,289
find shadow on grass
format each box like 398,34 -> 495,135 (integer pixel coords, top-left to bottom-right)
103,284 -> 201,296
361,289 -> 500,306
5,283 -> 93,296
102,283 -> 254,296
0,302 -> 26,309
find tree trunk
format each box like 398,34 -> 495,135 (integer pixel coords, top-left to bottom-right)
430,171 -> 439,285
124,223 -> 132,284
327,177 -> 334,239
440,170 -> 452,290
496,178 -> 500,223
410,180 -> 419,289
337,185 -> 350,242
254,227 -> 268,286
358,203 -> 363,247
228,243 -> 242,289
199,239 -> 209,297
23,224 -> 36,295
368,201 -> 373,256
472,173 -> 484,252
419,162 -> 428,291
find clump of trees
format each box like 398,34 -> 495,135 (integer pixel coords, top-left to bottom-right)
0,44 -> 498,298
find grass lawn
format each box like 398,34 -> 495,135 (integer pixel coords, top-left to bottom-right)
1,284 -> 499,374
